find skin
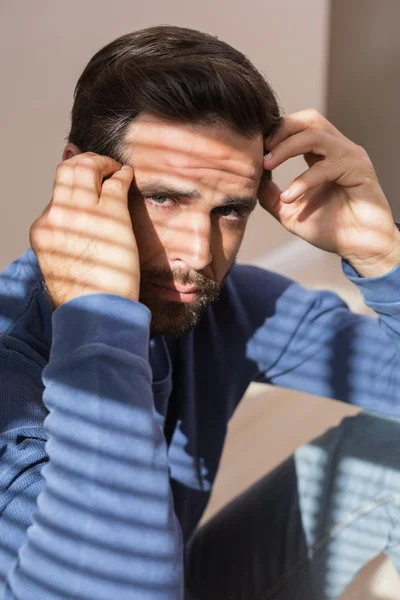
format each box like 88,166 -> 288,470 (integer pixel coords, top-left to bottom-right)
120,115 -> 264,335
32,113 -> 264,336
260,109 -> 400,277
30,108 -> 400,338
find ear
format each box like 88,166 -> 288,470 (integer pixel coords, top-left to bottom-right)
62,143 -> 81,162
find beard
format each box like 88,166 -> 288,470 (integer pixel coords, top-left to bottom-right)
139,261 -> 236,337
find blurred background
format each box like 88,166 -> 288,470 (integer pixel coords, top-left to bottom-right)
1,1 -> 399,597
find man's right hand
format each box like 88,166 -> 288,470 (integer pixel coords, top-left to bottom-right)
29,152 -> 140,310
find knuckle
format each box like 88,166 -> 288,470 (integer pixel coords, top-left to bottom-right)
75,155 -> 98,169
29,219 -> 41,245
79,151 -> 98,159
355,144 -> 369,159
353,145 -> 375,171
362,174 -> 375,186
102,177 -> 124,194
309,125 -> 326,138
55,162 -> 69,178
314,157 -> 332,169
305,108 -> 321,124
29,220 -> 38,235
292,175 -> 304,187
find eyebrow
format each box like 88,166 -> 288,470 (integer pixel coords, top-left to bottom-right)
136,180 -> 259,212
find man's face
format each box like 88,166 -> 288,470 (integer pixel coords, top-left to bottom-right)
122,113 -> 264,336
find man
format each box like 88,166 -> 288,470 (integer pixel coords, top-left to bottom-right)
0,24 -> 399,600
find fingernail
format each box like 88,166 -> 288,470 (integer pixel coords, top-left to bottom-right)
121,164 -> 131,169
281,188 -> 292,198
263,152 -> 272,161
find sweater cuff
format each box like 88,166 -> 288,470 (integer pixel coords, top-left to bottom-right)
50,294 -> 151,363
342,258 -> 400,304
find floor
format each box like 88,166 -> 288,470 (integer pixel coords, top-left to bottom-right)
199,251 -> 400,599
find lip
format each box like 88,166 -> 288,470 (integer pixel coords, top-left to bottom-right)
162,284 -> 200,294
150,283 -> 201,303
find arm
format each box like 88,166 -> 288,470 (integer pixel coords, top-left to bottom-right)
246,259 -> 400,416
1,294 -> 184,599
250,109 -> 400,414
0,152 -> 185,598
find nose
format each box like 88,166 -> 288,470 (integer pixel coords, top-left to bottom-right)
169,210 -> 213,272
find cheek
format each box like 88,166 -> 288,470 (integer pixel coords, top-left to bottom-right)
128,200 -> 163,265
214,223 -> 246,274
222,224 -> 246,253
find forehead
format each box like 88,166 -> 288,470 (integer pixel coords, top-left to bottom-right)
122,113 -> 264,189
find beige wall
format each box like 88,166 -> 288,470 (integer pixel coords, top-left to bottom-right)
327,0 -> 400,220
2,5 -> 400,596
0,0 -> 330,270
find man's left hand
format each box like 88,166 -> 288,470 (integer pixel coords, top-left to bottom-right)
259,108 -> 400,277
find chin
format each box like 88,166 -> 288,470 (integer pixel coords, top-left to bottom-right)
149,300 -> 208,337
140,274 -> 226,337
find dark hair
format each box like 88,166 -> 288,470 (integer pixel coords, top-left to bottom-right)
67,25 -> 282,173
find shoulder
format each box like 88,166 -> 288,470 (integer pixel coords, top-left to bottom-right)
0,249 -> 50,436
0,248 -> 52,362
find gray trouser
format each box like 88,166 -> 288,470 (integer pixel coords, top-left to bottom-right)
184,411 -> 400,599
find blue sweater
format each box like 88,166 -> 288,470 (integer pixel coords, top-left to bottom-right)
0,247 -> 399,599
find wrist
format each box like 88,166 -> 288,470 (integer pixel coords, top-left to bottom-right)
346,223 -> 400,278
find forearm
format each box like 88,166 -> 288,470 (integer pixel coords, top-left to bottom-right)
4,295 -> 183,600
345,222 -> 400,278
248,261 -> 400,415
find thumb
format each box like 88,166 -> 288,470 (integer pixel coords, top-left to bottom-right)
258,179 -> 284,221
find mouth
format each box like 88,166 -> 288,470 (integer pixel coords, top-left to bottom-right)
150,282 -> 201,303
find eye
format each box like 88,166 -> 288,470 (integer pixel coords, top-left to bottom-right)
216,205 -> 251,221
145,195 -> 175,207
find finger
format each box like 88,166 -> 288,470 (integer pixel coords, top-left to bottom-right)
257,179 -> 284,218
50,161 -> 75,207
264,109 -> 339,151
279,159 -> 347,203
70,153 -> 123,208
263,128 -> 343,171
99,165 -> 134,212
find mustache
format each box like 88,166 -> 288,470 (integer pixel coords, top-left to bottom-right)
140,267 -> 220,293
